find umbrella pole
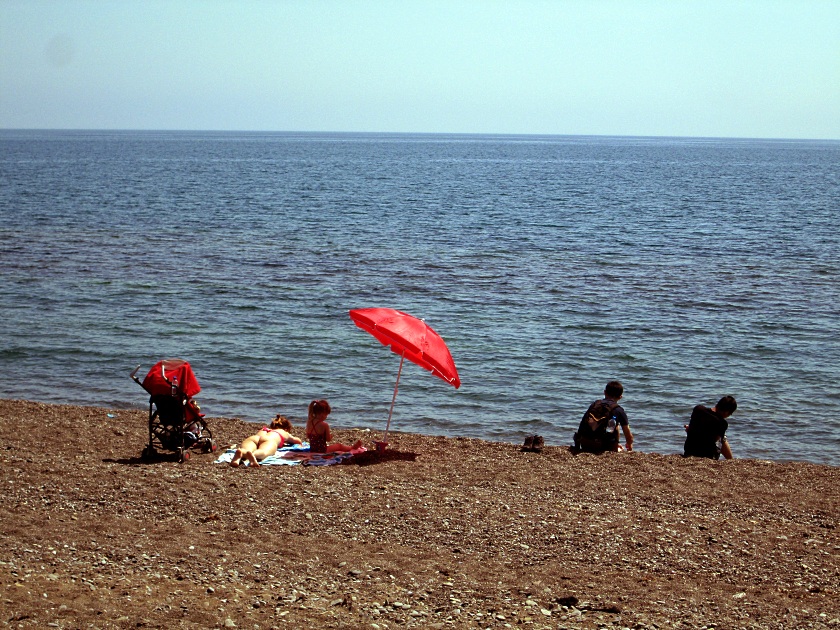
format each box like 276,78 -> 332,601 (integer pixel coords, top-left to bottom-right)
384,353 -> 405,444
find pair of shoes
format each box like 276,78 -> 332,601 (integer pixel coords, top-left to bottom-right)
521,435 -> 544,453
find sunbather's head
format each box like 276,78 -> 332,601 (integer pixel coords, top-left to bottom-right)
271,415 -> 292,431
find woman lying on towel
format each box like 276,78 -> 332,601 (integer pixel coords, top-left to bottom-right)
230,415 -> 303,467
305,399 -> 363,454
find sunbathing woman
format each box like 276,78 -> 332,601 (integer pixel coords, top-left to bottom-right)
305,399 -> 362,454
230,414 -> 302,467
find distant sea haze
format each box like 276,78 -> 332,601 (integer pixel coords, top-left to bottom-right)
1,130 -> 838,465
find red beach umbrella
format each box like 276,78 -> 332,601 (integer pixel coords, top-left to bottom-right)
349,307 -> 460,443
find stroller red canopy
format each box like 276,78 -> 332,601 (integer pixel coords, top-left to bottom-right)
142,358 -> 201,398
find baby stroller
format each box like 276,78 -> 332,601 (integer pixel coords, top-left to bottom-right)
130,358 -> 217,462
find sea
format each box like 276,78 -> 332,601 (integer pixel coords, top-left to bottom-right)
1,130 -> 838,466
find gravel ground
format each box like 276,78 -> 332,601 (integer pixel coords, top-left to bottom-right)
0,399 -> 838,629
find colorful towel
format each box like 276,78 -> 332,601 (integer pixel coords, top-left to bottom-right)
214,443 -> 366,467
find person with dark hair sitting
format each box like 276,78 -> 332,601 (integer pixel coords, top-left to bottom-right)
305,399 -> 362,454
574,380 -> 634,453
683,395 -> 737,460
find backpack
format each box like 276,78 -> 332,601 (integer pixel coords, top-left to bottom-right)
574,399 -> 619,452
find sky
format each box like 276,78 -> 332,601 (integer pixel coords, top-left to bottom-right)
1,0 -> 838,139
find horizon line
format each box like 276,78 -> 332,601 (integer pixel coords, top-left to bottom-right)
1,127 -> 838,143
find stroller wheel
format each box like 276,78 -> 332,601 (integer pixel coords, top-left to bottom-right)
141,446 -> 156,460
179,449 -> 190,463
210,441 -> 218,453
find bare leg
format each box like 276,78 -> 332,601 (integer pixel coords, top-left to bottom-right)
325,440 -> 363,453
230,448 -> 245,467
243,451 -> 260,467
231,437 -> 259,467
252,444 -> 278,461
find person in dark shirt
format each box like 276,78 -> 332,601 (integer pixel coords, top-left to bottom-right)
574,380 -> 634,453
683,396 -> 737,460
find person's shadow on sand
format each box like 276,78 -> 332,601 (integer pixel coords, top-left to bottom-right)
104,452 -> 192,465
347,449 -> 418,467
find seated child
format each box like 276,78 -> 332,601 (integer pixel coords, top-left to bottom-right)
305,399 -> 362,454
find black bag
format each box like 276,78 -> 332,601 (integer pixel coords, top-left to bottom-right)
574,400 -> 619,453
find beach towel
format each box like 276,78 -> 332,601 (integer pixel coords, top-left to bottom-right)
214,443 -> 366,467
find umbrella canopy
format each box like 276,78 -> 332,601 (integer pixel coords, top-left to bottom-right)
349,307 -> 460,443
349,307 -> 461,388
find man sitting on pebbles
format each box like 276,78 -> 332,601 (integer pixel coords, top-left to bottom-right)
574,380 -> 634,454
683,395 -> 737,460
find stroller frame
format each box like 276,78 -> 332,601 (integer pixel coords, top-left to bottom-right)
130,360 -> 216,462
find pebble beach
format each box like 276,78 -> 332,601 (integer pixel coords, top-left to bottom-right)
1,399 -> 837,629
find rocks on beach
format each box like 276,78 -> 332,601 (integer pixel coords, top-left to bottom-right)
0,399 -> 837,629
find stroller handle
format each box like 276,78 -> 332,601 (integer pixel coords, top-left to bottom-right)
161,364 -> 172,386
130,364 -> 142,384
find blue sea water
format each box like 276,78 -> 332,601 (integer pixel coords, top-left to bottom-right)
1,130 -> 839,465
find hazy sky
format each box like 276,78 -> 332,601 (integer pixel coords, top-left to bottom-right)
1,0 -> 838,139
